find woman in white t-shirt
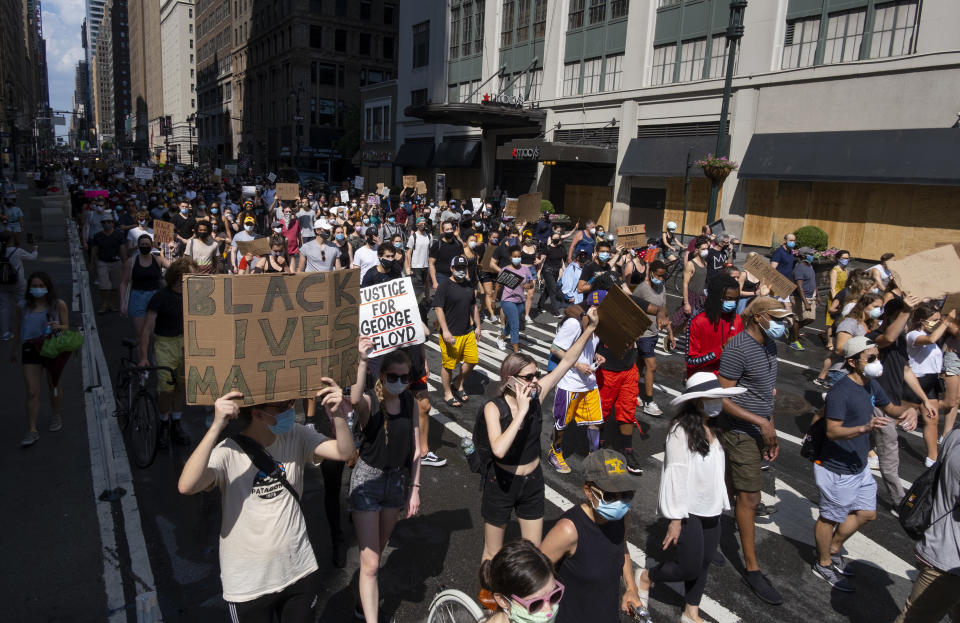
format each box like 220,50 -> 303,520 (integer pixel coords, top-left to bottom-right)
905,304 -> 957,465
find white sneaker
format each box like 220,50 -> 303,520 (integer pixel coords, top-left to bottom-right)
867,454 -> 879,469
420,451 -> 447,467
643,401 -> 663,417
495,336 -> 506,351
925,456 -> 935,468
524,314 -> 533,323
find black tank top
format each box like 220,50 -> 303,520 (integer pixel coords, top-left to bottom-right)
520,245 -> 538,266
262,255 -> 285,273
130,255 -> 161,291
358,390 -> 415,470
484,395 -> 542,466
555,505 -> 626,623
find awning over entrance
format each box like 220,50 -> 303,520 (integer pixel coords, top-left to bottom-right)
405,103 -> 546,129
433,140 -> 481,168
738,129 -> 960,186
495,139 -> 617,164
393,141 -> 435,168
618,135 -> 719,177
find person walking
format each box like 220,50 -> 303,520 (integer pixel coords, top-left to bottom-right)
686,276 -> 744,378
495,247 -> 531,353
90,213 -> 128,313
120,234 -> 171,339
633,260 -> 675,415
0,231 -> 38,341
636,372 -> 746,623
434,255 -> 481,407
404,217 -> 432,297
904,303 -> 956,466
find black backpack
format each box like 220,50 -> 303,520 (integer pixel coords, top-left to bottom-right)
0,245 -> 17,285
469,402 -> 496,476
897,459 -> 946,540
800,410 -> 827,462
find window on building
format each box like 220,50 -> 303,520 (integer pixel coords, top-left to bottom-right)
190,68 -> 195,78
677,38 -> 706,82
823,9 -> 866,64
562,61 -> 581,96
582,57 -> 602,93
317,62 -> 336,84
189,8 -> 193,17
448,83 -> 459,103
650,43 -> 677,85
450,7 -> 461,59
359,33 -> 371,55
189,23 -> 193,33
190,38 -> 194,48
528,68 -> 543,100
533,0 -> 547,38
411,88 -> 429,106
364,100 -> 391,142
707,34 -> 729,78
462,3 -> 473,56
459,81 -> 473,103
782,16 -> 821,69
474,0 -> 485,53
413,21 -> 429,67
658,0 -> 680,7
870,0 -> 919,58
384,3 -> 395,24
310,25 -> 322,48
588,0 -> 606,24
516,0 -> 530,42
335,0 -> 346,16
317,98 -> 336,125
610,0 -> 627,19
501,1 -> 514,46
335,29 -> 347,52
360,0 -> 371,19
603,53 -> 623,90
225,82 -> 232,100
568,0 -> 584,30
383,36 -> 395,59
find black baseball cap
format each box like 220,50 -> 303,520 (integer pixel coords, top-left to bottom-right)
450,255 -> 468,269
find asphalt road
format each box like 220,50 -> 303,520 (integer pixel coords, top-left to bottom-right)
92,273 -> 934,623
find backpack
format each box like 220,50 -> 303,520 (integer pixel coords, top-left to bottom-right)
897,458 -> 946,540
469,401 -> 496,476
0,245 -> 18,285
800,410 -> 827,462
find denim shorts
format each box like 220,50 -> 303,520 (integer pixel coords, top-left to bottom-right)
944,351 -> 960,376
128,289 -> 157,318
348,458 -> 407,512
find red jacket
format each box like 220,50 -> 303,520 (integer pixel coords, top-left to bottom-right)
686,311 -> 743,378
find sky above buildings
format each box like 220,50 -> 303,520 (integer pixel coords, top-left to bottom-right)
42,0 -> 85,137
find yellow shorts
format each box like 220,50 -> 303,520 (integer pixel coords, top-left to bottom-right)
552,387 -> 604,430
439,331 -> 479,370
154,334 -> 185,393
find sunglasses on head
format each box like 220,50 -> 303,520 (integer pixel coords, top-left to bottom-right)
385,373 -> 410,384
510,579 -> 565,614
515,372 -> 541,382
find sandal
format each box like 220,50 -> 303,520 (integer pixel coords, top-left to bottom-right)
444,397 -> 462,408
454,389 -> 469,402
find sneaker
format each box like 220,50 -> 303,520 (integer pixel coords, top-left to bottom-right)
812,563 -> 854,592
813,378 -> 829,388
625,451 -> 644,475
524,314 -> 533,323
890,508 -> 899,518
760,460 -> 771,471
0,332 -> 12,341
19,430 -> 40,447
171,419 -> 191,446
642,401 -> 663,417
830,553 -> 855,577
48,416 -> 63,432
788,340 -> 805,351
755,502 -> 778,516
420,451 -> 447,467
867,454 -> 879,470
925,456 -> 935,468
743,570 -> 785,604
495,336 -> 506,351
547,445 -> 571,474
158,420 -> 170,449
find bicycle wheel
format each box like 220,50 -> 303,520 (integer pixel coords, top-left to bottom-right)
426,589 -> 485,623
129,390 -> 159,468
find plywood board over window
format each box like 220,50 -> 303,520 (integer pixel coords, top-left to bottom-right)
661,177 -> 715,237
562,184 -> 612,230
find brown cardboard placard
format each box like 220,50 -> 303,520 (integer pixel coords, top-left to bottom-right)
153,220 -> 175,244
182,271 -> 361,406
480,243 -> 497,272
236,236 -> 273,257
887,244 -> 960,301
376,182 -> 384,192
503,198 -> 519,217
276,183 -> 300,201
415,180 -> 427,195
617,224 -> 647,249
941,292 -> 960,317
595,286 -> 652,358
439,200 -> 448,208
744,253 -> 797,299
517,192 -> 542,224
403,175 -> 416,189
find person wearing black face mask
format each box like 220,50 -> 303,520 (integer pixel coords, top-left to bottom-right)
91,216 -> 128,313
121,233 -> 171,338
535,232 -> 566,317
185,222 -> 221,274
362,245 -> 401,287
428,219 -> 464,291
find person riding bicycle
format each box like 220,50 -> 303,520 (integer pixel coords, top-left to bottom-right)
658,221 -> 685,264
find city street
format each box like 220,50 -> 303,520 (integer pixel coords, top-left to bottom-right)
3,188 -> 935,623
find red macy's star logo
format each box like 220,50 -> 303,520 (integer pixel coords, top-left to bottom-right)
512,148 -> 517,158
482,93 -> 490,102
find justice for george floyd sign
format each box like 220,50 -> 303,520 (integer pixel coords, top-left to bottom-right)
359,277 -> 425,357
182,271 -> 360,405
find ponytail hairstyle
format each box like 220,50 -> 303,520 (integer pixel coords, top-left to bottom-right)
498,352 -> 537,394
374,348 -> 412,446
479,539 -> 554,605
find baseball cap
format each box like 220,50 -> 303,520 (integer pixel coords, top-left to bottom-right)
743,297 -> 792,318
797,246 -> 816,256
586,289 -> 607,307
450,255 -> 468,269
842,336 -> 876,359
314,221 -> 332,231
243,216 -> 256,224
365,226 -> 378,237
581,449 -> 637,493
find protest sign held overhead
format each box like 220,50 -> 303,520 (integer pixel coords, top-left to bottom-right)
276,183 -> 300,201
616,225 -> 646,249
153,220 -> 175,244
887,243 -> 960,301
134,167 -> 153,181
403,175 -> 416,189
516,192 -> 542,223
359,277 -> 426,357
595,286 -> 651,358
416,181 -> 428,195
743,253 -> 797,299
182,271 -> 360,405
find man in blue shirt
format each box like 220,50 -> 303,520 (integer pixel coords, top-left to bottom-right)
560,250 -> 588,307
770,233 -> 804,350
812,336 -> 917,592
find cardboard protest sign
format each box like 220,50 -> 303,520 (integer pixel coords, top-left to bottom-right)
236,236 -> 273,257
888,244 -> 960,301
496,270 -> 524,289
480,243 -> 498,272
183,271 -> 360,405
276,183 -> 300,201
359,277 -> 426,357
517,192 -> 542,224
267,172 -> 277,183
379,186 -> 390,197
340,190 -> 350,203
503,198 -> 519,217
376,182 -> 384,193
134,167 -> 153,181
403,175 -> 416,189
941,292 -> 960,317
743,253 -> 797,299
354,176 -> 364,190
617,225 -> 647,249
84,190 -> 109,199
416,180 -> 427,195
367,195 -> 380,206
471,198 -> 482,210
241,185 -> 257,197
595,286 -> 652,358
153,220 -> 175,244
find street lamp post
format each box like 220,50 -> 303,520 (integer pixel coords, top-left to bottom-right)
706,0 -> 747,225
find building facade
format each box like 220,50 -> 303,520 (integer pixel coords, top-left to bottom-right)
160,0 -> 196,164
105,0 -> 131,152
359,78 -> 397,188
195,0 -> 233,167
397,0 -> 960,260
128,0 -> 165,160
94,22 -> 114,146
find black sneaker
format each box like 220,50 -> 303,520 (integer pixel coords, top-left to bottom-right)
158,420 -> 170,449
812,562 -> 854,592
743,570 -> 784,605
760,460 -> 771,471
170,419 -> 191,446
625,451 -> 644,475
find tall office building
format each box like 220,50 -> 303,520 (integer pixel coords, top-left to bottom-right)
94,23 -> 114,145
128,0 -> 164,159
104,0 -> 131,150
195,0 -> 232,166
160,0 -> 195,164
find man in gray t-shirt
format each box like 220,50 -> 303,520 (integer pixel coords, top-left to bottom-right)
298,224 -> 340,272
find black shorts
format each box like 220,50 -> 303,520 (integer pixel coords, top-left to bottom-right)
904,373 -> 941,402
636,335 -> 658,359
481,463 -> 545,525
227,570 -> 319,623
22,341 -> 43,366
479,271 -> 496,284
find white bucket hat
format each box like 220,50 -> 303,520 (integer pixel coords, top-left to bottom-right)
669,372 -> 746,408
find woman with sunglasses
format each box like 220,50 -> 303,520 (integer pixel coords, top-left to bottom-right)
349,338 -> 421,623
476,307 -> 600,608
540,449 -> 642,623
480,539 -> 564,623
634,372 -> 746,623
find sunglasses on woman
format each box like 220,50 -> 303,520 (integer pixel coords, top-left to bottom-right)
515,372 -> 541,382
590,486 -> 635,504
510,579 -> 565,614
385,373 -> 410,384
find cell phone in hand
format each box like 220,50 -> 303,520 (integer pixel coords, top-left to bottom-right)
507,376 -> 528,395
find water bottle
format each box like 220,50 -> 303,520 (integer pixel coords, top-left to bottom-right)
460,436 -> 475,456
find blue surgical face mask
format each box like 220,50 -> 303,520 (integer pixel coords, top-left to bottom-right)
868,306 -> 883,319
29,287 -> 48,298
805,254 -> 815,263
650,277 -> 663,286
268,408 -> 296,434
838,258 -> 849,267
762,318 -> 786,340
511,257 -> 522,266
335,233 -> 345,241
786,241 -> 795,248
597,252 -> 611,262
393,242 -> 403,250
721,300 -> 737,313
593,493 -> 631,521
388,216 -> 395,223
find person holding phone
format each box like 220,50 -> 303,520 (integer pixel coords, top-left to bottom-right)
474,307 -> 600,608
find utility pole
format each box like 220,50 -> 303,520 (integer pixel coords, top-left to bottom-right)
706,0 -> 747,225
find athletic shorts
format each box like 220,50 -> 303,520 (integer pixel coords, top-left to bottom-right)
720,428 -> 765,493
903,373 -> 940,402
596,366 -> 640,424
128,289 -> 157,318
154,334 -> 185,393
636,335 -> 658,359
814,463 -> 876,523
481,463 -> 545,525
479,271 -> 496,284
552,387 -> 603,430
227,570 -> 319,623
439,331 -> 479,370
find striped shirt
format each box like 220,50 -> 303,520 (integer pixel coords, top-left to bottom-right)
718,330 -> 778,438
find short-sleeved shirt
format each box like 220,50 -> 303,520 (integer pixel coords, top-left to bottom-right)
906,330 -> 943,376
770,246 -> 795,279
498,265 -> 529,304
633,280 -> 665,339
820,376 -> 890,475
705,248 -> 729,281
829,318 -> 867,372
579,261 -> 619,293
406,232 -> 432,269
792,261 -> 816,298
868,329 -> 908,405
553,317 -> 599,392
299,239 -> 340,272
352,244 -> 379,281
172,213 -> 196,240
93,229 -> 126,262
718,330 -> 778,437
429,238 -> 464,276
147,287 -> 184,337
208,424 -> 328,602
433,279 -> 476,336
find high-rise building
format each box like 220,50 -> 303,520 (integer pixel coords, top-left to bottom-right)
94,21 -> 114,145
160,0 -> 196,164
195,0 -> 232,166
128,0 -> 164,159
71,60 -> 92,150
86,0 -> 106,50
1,0 -> 33,172
105,0 -> 131,151
397,0 -> 960,259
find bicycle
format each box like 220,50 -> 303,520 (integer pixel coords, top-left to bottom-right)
114,338 -> 175,468
426,587 -> 485,623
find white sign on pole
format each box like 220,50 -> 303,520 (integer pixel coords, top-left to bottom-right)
354,176 -> 364,190
340,190 -> 350,203
267,172 -> 277,183
359,277 -> 426,357
241,185 -> 257,197
134,166 -> 154,180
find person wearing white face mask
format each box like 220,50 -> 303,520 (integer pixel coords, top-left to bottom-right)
634,372 -> 746,623
810,336 -> 917,593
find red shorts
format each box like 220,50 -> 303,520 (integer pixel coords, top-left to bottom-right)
596,367 -> 640,424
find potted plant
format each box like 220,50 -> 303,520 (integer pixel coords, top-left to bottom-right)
695,154 -> 738,183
